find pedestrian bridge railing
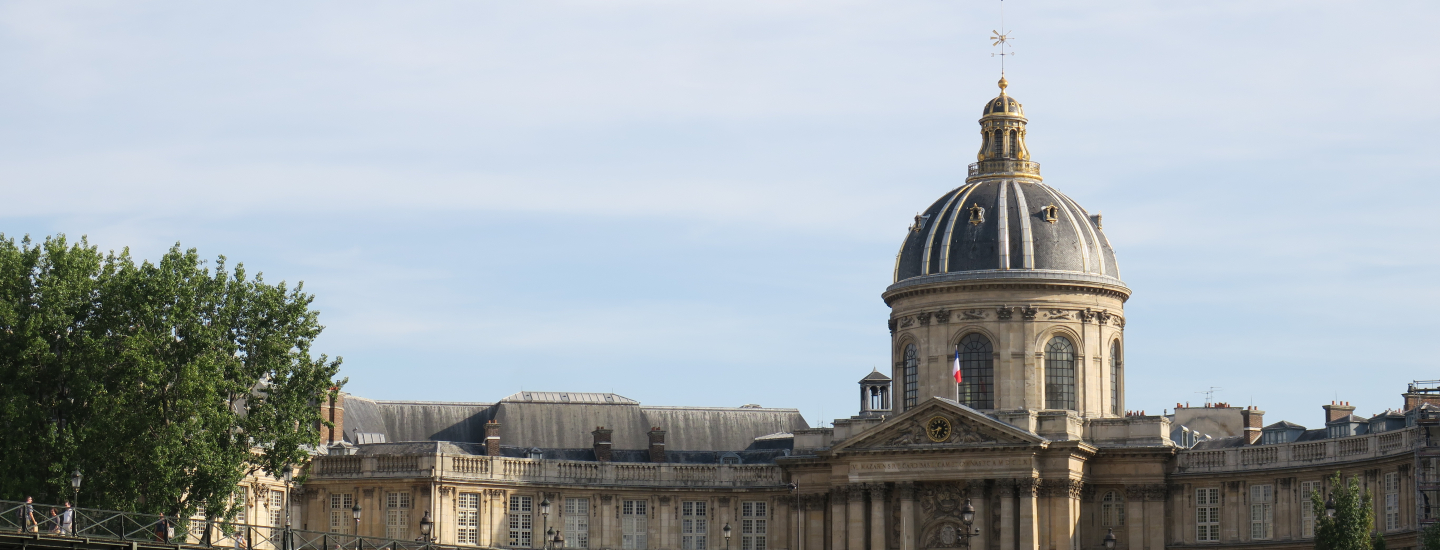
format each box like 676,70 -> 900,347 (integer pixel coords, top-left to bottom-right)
0,499 -> 472,550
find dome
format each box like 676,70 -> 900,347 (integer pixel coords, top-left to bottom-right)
891,180 -> 1123,288
889,77 -> 1126,293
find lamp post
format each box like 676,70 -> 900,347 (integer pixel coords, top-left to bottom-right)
352,503 -> 362,547
540,497 -> 551,549
551,530 -> 564,549
722,523 -> 732,550
419,510 -> 435,545
282,466 -> 294,550
1102,529 -> 1116,549
949,499 -> 980,544
70,469 -> 82,508
1324,494 -> 1336,519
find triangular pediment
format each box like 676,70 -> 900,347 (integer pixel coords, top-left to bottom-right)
831,398 -> 1046,452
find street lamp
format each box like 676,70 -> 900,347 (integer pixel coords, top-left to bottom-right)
1102,529 -> 1116,549
551,530 -> 564,549
540,497 -> 551,549
281,466 -> 294,550
70,469 -> 82,508
352,503 -> 362,536
419,510 -> 434,544
951,499 -> 981,544
1324,494 -> 1336,519
723,523 -> 732,550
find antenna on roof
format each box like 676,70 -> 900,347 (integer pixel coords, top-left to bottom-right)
1196,387 -> 1222,406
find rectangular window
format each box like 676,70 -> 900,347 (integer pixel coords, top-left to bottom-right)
681,501 -> 707,550
1300,481 -> 1320,538
387,492 -> 412,540
330,493 -> 354,534
622,500 -> 648,550
510,496 -> 534,548
741,502 -> 767,550
1250,485 -> 1273,540
564,498 -> 590,548
270,490 -> 285,539
1386,472 -> 1400,531
458,493 -> 480,545
1196,488 -> 1220,542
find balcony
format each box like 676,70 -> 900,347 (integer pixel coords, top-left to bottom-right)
1175,427 -> 1415,474
967,159 -> 1041,180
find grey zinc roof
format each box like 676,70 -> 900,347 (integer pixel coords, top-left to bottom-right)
342,392 -> 808,452
1264,421 -> 1306,430
860,370 -> 891,382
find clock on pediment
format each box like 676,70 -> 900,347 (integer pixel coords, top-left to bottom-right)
925,416 -> 952,442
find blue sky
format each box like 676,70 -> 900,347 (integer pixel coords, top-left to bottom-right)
2,1 -> 1437,432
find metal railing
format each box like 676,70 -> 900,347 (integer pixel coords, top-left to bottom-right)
0,499 -> 467,550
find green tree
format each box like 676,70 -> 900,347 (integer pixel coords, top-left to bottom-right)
1312,471 -> 1375,550
1421,521 -> 1440,550
0,234 -> 342,519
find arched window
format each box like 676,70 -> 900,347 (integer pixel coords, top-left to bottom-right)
957,333 -> 994,409
903,344 -> 919,410
1044,336 -> 1076,410
1101,491 -> 1125,527
1110,340 -> 1123,416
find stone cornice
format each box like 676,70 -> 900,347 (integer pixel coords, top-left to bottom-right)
883,277 -> 1131,306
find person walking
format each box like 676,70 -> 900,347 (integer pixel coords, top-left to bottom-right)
18,496 -> 38,533
48,509 -> 58,533
60,503 -> 74,536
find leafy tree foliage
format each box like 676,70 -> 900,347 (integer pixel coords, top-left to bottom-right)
1312,471 -> 1375,550
1421,521 -> 1440,550
0,235 -> 342,519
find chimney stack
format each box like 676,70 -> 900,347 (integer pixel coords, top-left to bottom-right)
1323,401 -> 1355,423
592,427 -> 614,462
321,389 -> 345,445
647,427 -> 667,463
486,420 -> 502,456
1240,406 -> 1264,444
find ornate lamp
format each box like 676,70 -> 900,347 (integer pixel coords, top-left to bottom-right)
960,499 -> 976,525
419,510 -> 434,542
1103,529 -> 1116,549
70,469 -> 82,508
723,523 -> 733,550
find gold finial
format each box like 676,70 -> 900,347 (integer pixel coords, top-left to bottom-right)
998,76 -> 1008,93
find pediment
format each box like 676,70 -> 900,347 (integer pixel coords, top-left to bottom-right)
831,398 -> 1046,452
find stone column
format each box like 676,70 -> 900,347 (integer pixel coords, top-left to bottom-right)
897,483 -> 916,550
1018,478 -> 1039,550
1124,486 -> 1144,550
831,487 -> 848,550
967,483 -> 986,550
998,480 -> 1016,550
1145,486 -> 1166,550
869,484 -> 887,550
807,496 -> 826,550
847,485 -> 866,550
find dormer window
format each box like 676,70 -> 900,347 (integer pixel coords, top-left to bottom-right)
720,453 -> 741,465
1042,205 -> 1060,223
527,447 -> 544,460
968,203 -> 985,225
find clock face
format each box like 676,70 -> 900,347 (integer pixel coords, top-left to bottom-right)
926,416 -> 952,442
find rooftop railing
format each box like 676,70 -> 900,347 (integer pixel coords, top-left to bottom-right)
967,159 -> 1041,179
310,454 -> 786,488
1175,427 -> 1416,474
0,499 -> 469,550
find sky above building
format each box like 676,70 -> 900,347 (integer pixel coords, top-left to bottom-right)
2,1 -> 1437,432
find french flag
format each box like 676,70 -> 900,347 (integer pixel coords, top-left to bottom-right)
952,345 -> 963,384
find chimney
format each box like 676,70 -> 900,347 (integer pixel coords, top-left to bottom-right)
322,389 -> 345,445
647,427 -> 667,463
486,420 -> 502,456
1323,401 -> 1355,423
1240,406 -> 1264,444
592,427 -> 614,462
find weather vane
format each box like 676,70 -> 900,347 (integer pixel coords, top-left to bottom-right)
990,0 -> 1014,77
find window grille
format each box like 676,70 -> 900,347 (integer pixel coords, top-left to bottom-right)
1250,485 -> 1273,540
957,334 -> 993,409
565,498 -> 590,548
1101,491 -> 1124,527
1385,472 -> 1400,531
1044,337 -> 1076,410
622,500 -> 648,550
330,493 -> 354,534
1300,481 -> 1320,538
903,344 -> 919,410
741,502 -> 767,550
510,496 -> 534,548
1110,341 -> 1122,415
1196,488 -> 1220,542
458,493 -> 480,545
387,492 -> 412,540
681,501 -> 707,550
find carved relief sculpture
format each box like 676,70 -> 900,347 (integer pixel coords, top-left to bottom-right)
1021,307 -> 1038,321
961,309 -> 986,320
996,305 -> 1014,320
935,309 -> 951,323
917,312 -> 932,326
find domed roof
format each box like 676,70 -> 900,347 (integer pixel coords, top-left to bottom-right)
982,77 -> 1024,116
891,181 -> 1124,289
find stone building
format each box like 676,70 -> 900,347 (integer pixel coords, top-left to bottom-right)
293,77 -> 1436,550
